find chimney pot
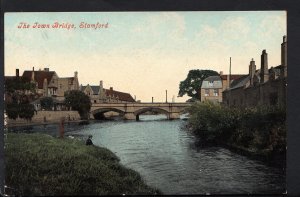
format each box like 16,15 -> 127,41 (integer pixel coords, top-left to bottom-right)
16,69 -> 19,77
110,87 -> 113,91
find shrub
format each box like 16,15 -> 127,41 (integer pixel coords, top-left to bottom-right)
187,101 -> 286,152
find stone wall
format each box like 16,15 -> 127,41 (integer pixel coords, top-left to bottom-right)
223,78 -> 286,108
6,111 -> 80,126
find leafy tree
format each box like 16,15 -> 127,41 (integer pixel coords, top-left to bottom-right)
65,90 -> 91,119
18,104 -> 35,121
6,103 -> 19,120
40,97 -> 54,110
5,77 -> 36,93
5,77 -> 37,121
178,69 -> 219,100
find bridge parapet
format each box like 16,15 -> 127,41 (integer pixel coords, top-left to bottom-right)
90,102 -> 191,120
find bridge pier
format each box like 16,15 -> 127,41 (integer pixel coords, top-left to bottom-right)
124,112 -> 136,120
168,112 -> 180,120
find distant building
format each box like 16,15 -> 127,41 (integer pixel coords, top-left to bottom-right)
22,67 -> 79,100
81,80 -> 135,103
5,67 -> 80,110
200,72 -> 246,103
223,36 -> 287,108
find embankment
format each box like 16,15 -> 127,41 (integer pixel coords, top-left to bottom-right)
6,110 -> 80,127
4,133 -> 160,195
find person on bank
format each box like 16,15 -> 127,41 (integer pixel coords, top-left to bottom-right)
86,135 -> 93,146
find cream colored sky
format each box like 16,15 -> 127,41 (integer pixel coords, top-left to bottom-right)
5,11 -> 286,102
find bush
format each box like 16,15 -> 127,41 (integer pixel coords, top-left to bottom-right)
187,101 -> 286,153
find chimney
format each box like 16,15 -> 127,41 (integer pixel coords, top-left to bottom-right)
249,58 -> 256,86
219,71 -> 223,75
44,68 -> 49,72
16,69 -> 19,78
74,71 -> 78,78
281,35 -> 287,77
228,57 -> 231,88
260,50 -> 269,83
110,87 -> 113,91
31,67 -> 35,81
100,80 -> 103,89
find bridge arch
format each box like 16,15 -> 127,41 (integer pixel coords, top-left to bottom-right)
91,108 -> 125,120
134,107 -> 169,120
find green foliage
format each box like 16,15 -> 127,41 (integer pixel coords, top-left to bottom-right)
5,77 -> 37,121
5,77 -> 36,93
5,133 -> 160,195
178,69 -> 219,99
5,101 -> 35,121
188,101 -> 286,154
6,103 -> 19,120
40,97 -> 54,110
18,104 -> 35,121
65,90 -> 91,119
188,101 -> 239,141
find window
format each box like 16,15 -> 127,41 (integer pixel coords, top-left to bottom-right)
214,89 -> 218,96
205,89 -> 209,96
208,81 -> 214,87
94,100 -> 96,103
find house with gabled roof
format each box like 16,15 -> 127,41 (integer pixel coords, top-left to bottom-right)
21,67 -> 79,101
81,80 -> 135,103
222,36 -> 287,108
200,72 -> 246,103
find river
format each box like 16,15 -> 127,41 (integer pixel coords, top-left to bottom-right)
8,114 -> 286,195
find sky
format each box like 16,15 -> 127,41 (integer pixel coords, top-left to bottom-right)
5,11 -> 286,102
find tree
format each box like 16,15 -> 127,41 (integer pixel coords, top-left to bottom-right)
178,69 -> 219,100
64,90 -> 91,119
5,77 -> 36,121
6,103 -> 19,120
40,97 -> 54,110
18,103 -> 35,121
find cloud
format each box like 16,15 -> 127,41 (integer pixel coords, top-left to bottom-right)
220,16 -> 250,41
258,14 -> 286,38
194,25 -> 217,43
131,12 -> 186,42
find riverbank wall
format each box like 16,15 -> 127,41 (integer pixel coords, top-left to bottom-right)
6,110 -> 80,127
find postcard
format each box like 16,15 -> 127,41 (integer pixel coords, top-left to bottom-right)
3,11 -> 286,195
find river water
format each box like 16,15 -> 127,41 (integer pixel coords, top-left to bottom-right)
8,115 -> 286,195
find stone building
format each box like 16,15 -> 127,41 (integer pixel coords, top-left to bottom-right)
222,36 -> 287,108
200,72 -> 246,103
5,67 -> 80,110
22,67 -> 79,101
81,80 -> 135,103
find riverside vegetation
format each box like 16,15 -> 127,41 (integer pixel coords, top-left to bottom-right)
5,133 -> 160,195
187,101 -> 286,165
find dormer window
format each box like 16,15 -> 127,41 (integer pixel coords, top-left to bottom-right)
208,81 -> 214,87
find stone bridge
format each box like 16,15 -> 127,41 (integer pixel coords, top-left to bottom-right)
90,102 -> 191,120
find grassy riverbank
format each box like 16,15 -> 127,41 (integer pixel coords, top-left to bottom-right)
5,133 -> 160,195
187,101 -> 286,166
